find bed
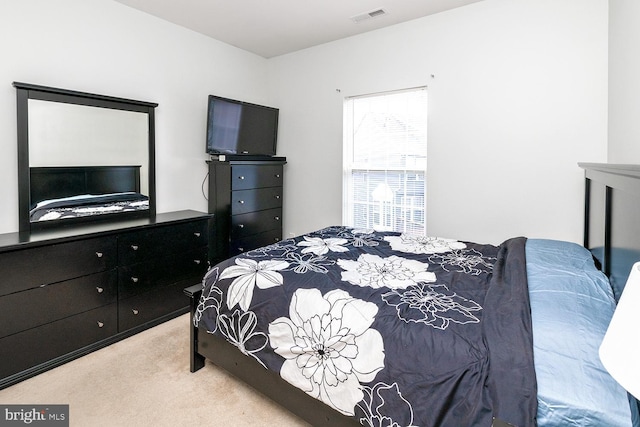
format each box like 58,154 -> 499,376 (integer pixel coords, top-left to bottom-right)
29,166 -> 149,224
185,163 -> 640,427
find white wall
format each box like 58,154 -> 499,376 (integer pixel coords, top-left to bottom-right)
0,0 -> 609,245
270,0 -> 608,244
0,0 -> 269,234
608,0 -> 640,162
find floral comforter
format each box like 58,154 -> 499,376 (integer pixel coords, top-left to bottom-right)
194,226 -> 537,427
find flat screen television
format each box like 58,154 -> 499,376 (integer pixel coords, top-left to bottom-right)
206,95 -> 279,157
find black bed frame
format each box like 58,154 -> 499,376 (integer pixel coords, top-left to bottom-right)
185,163 -> 640,427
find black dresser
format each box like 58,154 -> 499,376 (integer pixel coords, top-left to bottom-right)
0,210 -> 211,389
208,157 -> 286,262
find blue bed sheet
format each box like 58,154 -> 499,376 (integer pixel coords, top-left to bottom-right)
526,239 -> 639,426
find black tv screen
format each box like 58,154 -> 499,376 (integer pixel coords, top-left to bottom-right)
206,95 -> 279,156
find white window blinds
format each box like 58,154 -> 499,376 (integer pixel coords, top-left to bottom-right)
343,87 -> 427,234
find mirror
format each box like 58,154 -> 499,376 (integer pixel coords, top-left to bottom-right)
14,82 -> 157,232
28,100 -> 150,194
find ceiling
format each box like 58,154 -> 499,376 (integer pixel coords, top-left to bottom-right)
113,0 -> 485,58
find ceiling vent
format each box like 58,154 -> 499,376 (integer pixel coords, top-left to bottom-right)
351,8 -> 388,23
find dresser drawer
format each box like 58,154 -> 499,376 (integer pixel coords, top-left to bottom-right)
231,187 -> 282,215
0,237 -> 117,297
118,220 -> 208,265
230,229 -> 283,256
118,281 -> 190,331
231,208 -> 282,239
0,304 -> 117,379
231,164 -> 283,190
118,248 -> 208,299
0,269 -> 117,338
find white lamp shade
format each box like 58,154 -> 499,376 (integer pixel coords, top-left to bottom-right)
600,262 -> 640,400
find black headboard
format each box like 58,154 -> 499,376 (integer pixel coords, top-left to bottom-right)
580,163 -> 640,300
29,166 -> 141,210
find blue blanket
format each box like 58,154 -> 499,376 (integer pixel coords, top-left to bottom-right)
527,239 -> 637,427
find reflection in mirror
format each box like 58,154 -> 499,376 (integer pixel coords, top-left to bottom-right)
14,82 -> 157,232
29,100 -> 149,195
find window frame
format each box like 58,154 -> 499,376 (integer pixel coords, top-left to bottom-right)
342,87 -> 428,234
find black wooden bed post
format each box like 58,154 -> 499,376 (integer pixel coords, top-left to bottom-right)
184,284 -> 205,373
584,177 -> 591,249
586,174 -> 613,278
604,185 -> 613,278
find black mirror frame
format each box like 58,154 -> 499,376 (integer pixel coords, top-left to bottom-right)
13,82 -> 158,232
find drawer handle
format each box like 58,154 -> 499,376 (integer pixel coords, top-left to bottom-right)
131,245 -> 139,251
97,321 -> 104,328
131,277 -> 139,283
276,174 -> 281,178
238,176 -> 245,180
95,252 -> 103,258
275,195 -> 281,199
96,287 -> 104,294
238,247 -> 244,252
238,224 -> 244,228
194,232 -> 201,237
274,237 -> 280,242
275,216 -> 280,221
132,309 -> 139,315
238,200 -> 245,204
194,259 -> 201,265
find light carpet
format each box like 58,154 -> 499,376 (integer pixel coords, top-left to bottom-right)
0,314 -> 309,427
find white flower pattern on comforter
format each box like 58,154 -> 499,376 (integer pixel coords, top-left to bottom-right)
268,288 -> 385,415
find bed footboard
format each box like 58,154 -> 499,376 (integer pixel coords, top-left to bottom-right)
183,283 -> 360,427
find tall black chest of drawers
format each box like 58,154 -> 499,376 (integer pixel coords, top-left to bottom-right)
0,210 -> 211,389
208,157 -> 286,262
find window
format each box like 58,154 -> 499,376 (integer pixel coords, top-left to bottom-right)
343,87 -> 427,234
